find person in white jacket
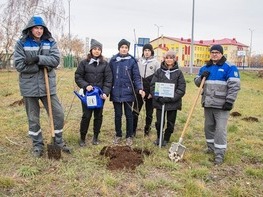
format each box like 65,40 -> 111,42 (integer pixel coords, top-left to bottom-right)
132,44 -> 160,137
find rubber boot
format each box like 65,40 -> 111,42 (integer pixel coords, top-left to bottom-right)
144,125 -> 151,136
79,133 -> 86,147
92,133 -> 99,145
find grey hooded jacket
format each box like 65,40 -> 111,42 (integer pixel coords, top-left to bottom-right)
14,16 -> 60,97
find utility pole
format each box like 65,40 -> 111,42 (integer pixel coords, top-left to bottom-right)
68,0 -> 72,68
189,0 -> 195,74
154,24 -> 163,61
248,28 -> 254,67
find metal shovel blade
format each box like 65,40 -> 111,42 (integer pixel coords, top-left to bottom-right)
47,143 -> 61,160
168,142 -> 186,162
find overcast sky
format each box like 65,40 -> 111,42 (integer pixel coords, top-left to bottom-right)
65,0 -> 262,58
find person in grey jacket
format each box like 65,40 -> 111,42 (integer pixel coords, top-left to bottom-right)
75,39 -> 112,146
194,44 -> 240,165
14,16 -> 71,157
150,50 -> 186,146
132,44 -> 160,137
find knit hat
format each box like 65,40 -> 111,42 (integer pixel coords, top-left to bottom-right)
210,45 -> 223,54
164,50 -> 176,58
90,39 -> 102,50
142,44 -> 154,56
118,39 -> 130,50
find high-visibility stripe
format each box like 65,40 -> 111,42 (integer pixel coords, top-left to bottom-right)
28,129 -> 41,136
205,80 -> 227,85
214,143 -> 227,149
54,129 -> 63,134
206,139 -> 214,143
24,46 -> 39,51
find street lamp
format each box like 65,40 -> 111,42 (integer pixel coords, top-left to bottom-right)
189,0 -> 195,74
154,24 -> 163,38
154,24 -> 163,60
248,28 -> 254,67
68,0 -> 71,52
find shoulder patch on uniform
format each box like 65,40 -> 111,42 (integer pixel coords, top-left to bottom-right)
234,71 -> 239,77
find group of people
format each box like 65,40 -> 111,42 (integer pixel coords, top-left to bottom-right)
14,16 -> 240,165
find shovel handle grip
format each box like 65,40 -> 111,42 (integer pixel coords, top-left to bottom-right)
44,67 -> 55,138
180,77 -> 206,139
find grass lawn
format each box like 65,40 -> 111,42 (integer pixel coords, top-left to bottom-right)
0,68 -> 262,196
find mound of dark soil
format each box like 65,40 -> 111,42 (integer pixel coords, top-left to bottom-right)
242,116 -> 259,122
258,70 -> 263,78
100,145 -> 151,171
230,111 -> 242,117
10,98 -> 24,106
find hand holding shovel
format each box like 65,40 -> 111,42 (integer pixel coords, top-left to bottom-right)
44,67 -> 62,160
169,77 -> 206,162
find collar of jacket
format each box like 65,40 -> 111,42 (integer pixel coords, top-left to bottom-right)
206,56 -> 226,66
161,61 -> 179,71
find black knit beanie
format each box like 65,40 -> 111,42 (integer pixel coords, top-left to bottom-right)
118,39 -> 130,50
210,45 -> 223,54
142,43 -> 154,56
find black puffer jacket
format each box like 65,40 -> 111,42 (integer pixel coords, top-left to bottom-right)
75,58 -> 112,96
150,61 -> 186,110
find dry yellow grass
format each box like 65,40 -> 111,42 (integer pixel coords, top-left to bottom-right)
0,68 -> 262,196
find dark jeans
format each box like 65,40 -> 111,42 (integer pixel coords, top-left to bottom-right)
155,109 -> 177,142
132,93 -> 153,135
80,103 -> 103,140
113,102 -> 133,138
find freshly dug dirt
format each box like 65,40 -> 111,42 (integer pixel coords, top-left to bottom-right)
242,116 -> 259,122
9,98 -> 24,106
230,111 -> 242,117
100,145 -> 151,171
258,70 -> 263,78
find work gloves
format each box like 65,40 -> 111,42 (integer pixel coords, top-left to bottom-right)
157,97 -> 172,104
201,71 -> 210,80
222,102 -> 233,111
24,56 -> 39,65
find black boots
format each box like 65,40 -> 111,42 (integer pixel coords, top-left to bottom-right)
144,125 -> 151,136
79,133 -> 99,146
92,135 -> 99,145
79,133 -> 87,147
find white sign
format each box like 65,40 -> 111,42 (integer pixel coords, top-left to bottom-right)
237,50 -> 246,57
154,82 -> 175,98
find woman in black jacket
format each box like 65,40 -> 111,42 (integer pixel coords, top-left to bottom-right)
75,39 -> 112,146
150,50 -> 186,146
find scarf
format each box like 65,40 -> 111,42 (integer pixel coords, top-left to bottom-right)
162,68 -> 178,79
116,56 -> 131,62
89,58 -> 100,65
141,58 -> 154,66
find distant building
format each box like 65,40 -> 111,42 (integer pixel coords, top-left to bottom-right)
150,36 -> 248,67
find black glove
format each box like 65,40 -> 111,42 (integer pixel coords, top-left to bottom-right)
222,102 -> 233,111
158,97 -> 171,104
24,56 -> 39,65
39,65 -> 52,71
201,71 -> 210,80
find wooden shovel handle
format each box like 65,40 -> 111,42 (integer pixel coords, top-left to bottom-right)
180,77 -> 206,139
44,67 -> 55,138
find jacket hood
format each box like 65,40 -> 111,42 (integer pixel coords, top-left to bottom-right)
21,16 -> 52,41
160,61 -> 179,71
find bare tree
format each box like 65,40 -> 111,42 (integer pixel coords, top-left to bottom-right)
56,34 -> 85,67
251,54 -> 263,67
0,0 -> 66,69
